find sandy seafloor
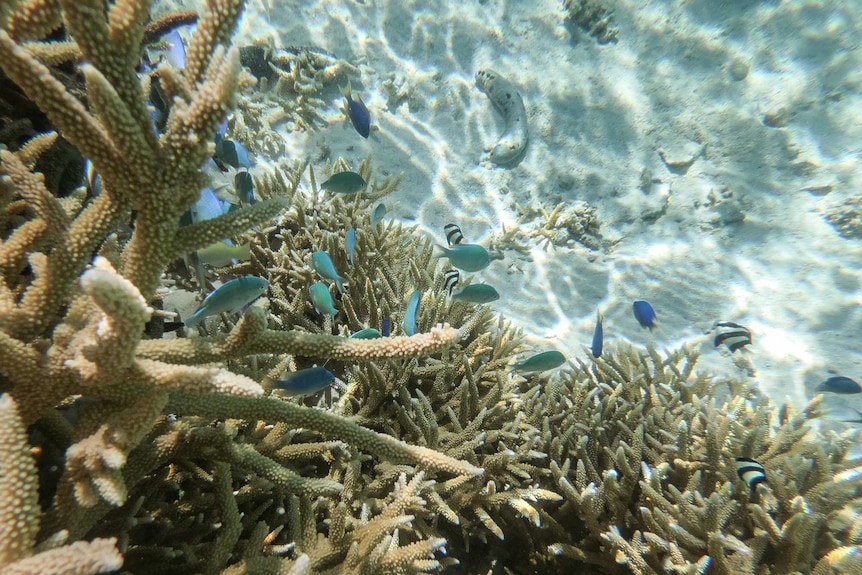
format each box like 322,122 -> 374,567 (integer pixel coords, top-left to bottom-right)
171,0 -> 862,422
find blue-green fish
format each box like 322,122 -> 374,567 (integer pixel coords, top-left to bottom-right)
403,290 -> 421,336
452,284 -> 500,304
371,203 -> 387,227
185,275 -> 268,327
269,367 -> 336,397
321,171 -> 367,195
510,350 -> 566,374
309,282 -> 338,316
312,250 -> 345,294
433,243 -> 490,272
345,228 -> 356,265
349,327 -> 382,339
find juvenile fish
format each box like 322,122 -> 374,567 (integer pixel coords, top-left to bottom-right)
735,457 -> 767,491
345,228 -> 356,266
312,250 -> 345,294
234,171 -> 256,204
510,350 -> 566,374
341,79 -> 371,138
321,171 -> 367,195
714,321 -> 752,353
444,223 -> 464,246
269,367 -> 337,397
214,139 -> 254,171
632,300 -> 657,330
185,275 -> 269,328
591,311 -> 603,358
403,290 -> 421,336
309,282 -> 338,316
815,376 -> 861,394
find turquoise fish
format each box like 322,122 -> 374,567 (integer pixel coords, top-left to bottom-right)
345,228 -> 356,265
433,243 -> 490,272
312,250 -> 345,294
403,290 -> 421,336
321,171 -> 367,194
269,367 -> 336,397
350,328 -> 382,339
309,282 -> 338,316
510,350 -> 566,374
185,275 -> 268,327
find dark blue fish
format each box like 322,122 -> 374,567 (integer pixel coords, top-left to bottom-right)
815,376 -> 861,394
591,311 -> 603,358
735,457 -> 767,491
234,171 -> 255,204
381,317 -> 391,337
84,159 -> 102,197
270,367 -> 336,397
341,80 -> 370,138
632,300 -> 656,330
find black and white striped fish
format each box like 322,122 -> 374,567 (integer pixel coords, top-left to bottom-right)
444,223 -> 464,246
714,321 -> 752,353
735,457 -> 767,490
443,269 -> 460,295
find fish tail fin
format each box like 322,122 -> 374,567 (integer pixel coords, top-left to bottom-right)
432,244 -> 448,259
339,78 -> 352,99
336,277 -> 344,295
184,309 -> 203,328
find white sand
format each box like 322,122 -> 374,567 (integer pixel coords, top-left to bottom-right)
225,0 -> 862,417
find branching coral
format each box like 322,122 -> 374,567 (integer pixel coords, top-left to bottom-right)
1,1 -> 861,575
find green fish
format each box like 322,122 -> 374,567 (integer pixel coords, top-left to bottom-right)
267,367 -> 337,397
185,275 -> 268,328
197,240 -> 251,266
321,171 -> 367,194
433,243 -> 490,272
309,282 -> 338,316
451,283 -> 500,304
510,350 -> 566,374
349,328 -> 382,339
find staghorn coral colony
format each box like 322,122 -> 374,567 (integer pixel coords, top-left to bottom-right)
0,1 -> 860,574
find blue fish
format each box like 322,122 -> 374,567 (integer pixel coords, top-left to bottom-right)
510,351 -> 566,374
234,171 -> 255,204
381,318 -> 391,337
591,311 -> 603,358
632,300 -> 657,330
371,203 -> 387,228
309,282 -> 338,316
433,244 -> 491,272
185,276 -> 268,327
345,228 -> 356,265
312,250 -> 345,294
350,328 -> 382,339
403,290 -> 421,336
815,376 -> 861,394
270,367 -> 336,397
341,79 -> 370,138
84,159 -> 102,196
163,28 -> 186,69
190,187 -> 226,223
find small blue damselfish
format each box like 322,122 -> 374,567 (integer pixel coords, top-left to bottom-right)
632,300 -> 657,330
